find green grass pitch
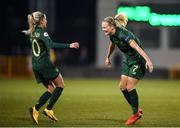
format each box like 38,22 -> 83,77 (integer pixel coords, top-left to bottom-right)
0,78 -> 180,127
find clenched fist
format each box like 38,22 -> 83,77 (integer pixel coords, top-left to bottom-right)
70,42 -> 79,49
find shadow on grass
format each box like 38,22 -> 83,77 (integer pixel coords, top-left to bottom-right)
57,118 -> 125,127
15,116 -> 57,126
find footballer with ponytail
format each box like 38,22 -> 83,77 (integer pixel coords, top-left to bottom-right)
23,11 -> 79,125
102,13 -> 153,125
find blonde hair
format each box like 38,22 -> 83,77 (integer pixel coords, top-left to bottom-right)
22,11 -> 45,35
103,13 -> 128,28
114,13 -> 128,27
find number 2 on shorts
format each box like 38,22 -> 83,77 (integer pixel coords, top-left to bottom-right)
132,65 -> 138,75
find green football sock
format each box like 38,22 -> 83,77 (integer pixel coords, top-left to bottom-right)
47,87 -> 63,110
121,89 -> 132,105
35,91 -> 52,111
128,89 -> 139,114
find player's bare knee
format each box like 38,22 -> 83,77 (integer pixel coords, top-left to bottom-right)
126,84 -> 134,92
47,85 -> 55,93
119,82 -> 127,91
120,86 -> 127,91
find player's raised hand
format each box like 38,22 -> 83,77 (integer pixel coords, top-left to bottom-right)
70,42 -> 79,49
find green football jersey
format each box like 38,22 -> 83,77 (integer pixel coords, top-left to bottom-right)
28,27 -> 70,69
110,27 -> 144,62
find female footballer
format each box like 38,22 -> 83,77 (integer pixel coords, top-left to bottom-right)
101,13 -> 153,125
23,11 -> 79,124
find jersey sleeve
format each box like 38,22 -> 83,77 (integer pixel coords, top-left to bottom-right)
51,41 -> 70,48
40,31 -> 70,49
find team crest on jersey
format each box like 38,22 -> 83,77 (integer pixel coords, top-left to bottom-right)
43,32 -> 49,37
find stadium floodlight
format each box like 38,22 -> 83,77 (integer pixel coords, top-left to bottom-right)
149,13 -> 180,26
117,6 -> 150,21
117,6 -> 180,26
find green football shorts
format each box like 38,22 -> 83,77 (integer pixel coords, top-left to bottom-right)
121,60 -> 146,80
33,66 -> 59,84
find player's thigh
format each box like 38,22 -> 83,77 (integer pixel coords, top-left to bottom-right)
126,77 -> 139,91
52,74 -> 65,88
41,67 -> 64,88
119,75 -> 128,90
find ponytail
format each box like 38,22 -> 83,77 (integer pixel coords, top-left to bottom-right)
27,14 -> 35,35
22,11 -> 45,35
114,13 -> 128,28
22,14 -> 34,35
103,13 -> 128,28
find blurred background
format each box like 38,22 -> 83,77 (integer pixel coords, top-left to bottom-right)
0,1 -> 180,127
0,0 -> 180,79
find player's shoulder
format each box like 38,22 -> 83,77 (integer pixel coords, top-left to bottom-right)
121,27 -> 135,37
42,31 -> 50,40
116,27 -> 127,36
118,27 -> 129,33
36,27 -> 50,39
